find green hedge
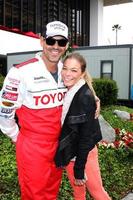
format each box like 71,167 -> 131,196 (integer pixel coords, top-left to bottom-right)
0,74 -> 5,90
93,78 -> 118,106
98,146 -> 133,200
0,136 -> 20,200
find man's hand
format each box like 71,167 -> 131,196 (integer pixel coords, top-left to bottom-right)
95,96 -> 100,119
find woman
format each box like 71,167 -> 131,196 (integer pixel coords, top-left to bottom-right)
55,53 -> 111,200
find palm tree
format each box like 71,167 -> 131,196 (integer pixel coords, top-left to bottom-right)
112,24 -> 121,45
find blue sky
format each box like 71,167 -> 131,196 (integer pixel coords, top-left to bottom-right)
103,2 -> 133,45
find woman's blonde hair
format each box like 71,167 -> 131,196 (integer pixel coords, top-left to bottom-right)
63,52 -> 96,96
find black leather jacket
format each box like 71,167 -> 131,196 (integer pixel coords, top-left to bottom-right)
55,83 -> 102,179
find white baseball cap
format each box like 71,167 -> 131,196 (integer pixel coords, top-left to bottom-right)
44,21 -> 68,39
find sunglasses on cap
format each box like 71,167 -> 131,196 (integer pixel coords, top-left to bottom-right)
45,37 -> 68,47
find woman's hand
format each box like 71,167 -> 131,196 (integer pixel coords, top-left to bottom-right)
74,178 -> 86,186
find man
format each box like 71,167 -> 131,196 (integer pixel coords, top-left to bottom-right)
0,21 -> 69,200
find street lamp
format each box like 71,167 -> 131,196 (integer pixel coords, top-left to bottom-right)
112,24 -> 121,45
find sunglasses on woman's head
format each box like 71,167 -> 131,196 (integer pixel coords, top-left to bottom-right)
45,37 -> 68,47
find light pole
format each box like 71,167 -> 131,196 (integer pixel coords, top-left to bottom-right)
112,24 -> 121,45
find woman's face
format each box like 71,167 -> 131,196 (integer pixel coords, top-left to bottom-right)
61,58 -> 84,89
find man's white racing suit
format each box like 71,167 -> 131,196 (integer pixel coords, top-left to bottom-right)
0,52 -> 67,200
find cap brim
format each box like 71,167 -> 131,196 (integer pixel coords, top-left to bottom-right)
46,34 -> 68,40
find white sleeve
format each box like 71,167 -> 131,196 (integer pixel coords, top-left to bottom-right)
0,67 -> 24,142
0,118 -> 19,142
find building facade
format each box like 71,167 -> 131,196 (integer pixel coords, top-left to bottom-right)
0,0 -> 91,46
75,44 -> 133,101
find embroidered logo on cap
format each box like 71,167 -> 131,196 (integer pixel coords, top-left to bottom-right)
45,21 -> 68,39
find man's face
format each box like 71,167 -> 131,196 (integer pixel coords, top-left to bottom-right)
40,36 -> 68,63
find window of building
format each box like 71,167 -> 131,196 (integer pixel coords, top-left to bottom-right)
22,0 -> 36,32
101,60 -> 113,79
0,0 -> 3,24
12,4 -> 21,28
5,3 -> 12,27
59,0 -> 67,24
27,0 -> 35,31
